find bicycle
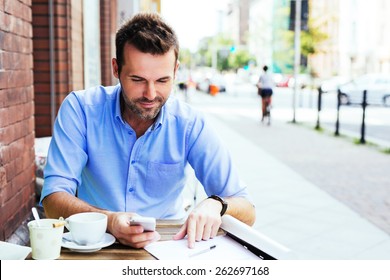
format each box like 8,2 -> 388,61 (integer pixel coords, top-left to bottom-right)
261,96 -> 272,125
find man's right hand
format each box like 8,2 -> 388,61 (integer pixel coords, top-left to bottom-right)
43,193 -> 161,249
107,212 -> 161,248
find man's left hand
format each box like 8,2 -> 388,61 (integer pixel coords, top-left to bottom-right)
173,198 -> 222,248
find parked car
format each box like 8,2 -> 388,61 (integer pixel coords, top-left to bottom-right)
196,74 -> 227,94
338,73 -> 390,106
275,75 -> 292,87
320,76 -> 349,93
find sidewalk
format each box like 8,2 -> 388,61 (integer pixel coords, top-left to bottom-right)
189,90 -> 390,259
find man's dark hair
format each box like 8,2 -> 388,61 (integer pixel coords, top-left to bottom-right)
263,65 -> 268,72
115,12 -> 179,74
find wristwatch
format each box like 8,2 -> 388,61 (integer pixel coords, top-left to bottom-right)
208,195 -> 228,216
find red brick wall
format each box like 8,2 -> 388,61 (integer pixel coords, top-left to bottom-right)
0,0 -> 36,241
33,0 -> 77,137
100,0 -> 117,86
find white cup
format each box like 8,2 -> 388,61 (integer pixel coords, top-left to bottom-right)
28,218 -> 65,260
65,212 -> 107,245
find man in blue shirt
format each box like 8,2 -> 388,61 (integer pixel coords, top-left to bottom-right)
41,12 -> 255,249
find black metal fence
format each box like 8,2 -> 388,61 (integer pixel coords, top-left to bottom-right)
316,87 -> 369,144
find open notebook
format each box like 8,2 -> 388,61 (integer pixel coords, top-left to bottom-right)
145,215 -> 290,260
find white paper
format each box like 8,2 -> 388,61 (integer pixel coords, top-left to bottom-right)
0,241 -> 32,260
145,234 -> 261,260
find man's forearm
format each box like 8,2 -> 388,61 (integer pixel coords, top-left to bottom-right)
42,192 -> 106,219
225,197 -> 256,226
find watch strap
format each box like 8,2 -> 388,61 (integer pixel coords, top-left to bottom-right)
208,195 -> 228,216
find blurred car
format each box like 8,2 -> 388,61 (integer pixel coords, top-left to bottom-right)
320,76 -> 349,93
338,73 -> 390,106
275,75 -> 292,87
196,74 -> 227,94
287,74 -> 311,89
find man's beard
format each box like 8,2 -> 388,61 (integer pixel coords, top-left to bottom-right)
122,94 -> 165,120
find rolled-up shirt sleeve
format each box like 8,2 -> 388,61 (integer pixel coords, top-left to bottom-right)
40,92 -> 88,203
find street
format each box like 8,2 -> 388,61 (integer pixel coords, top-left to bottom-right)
191,83 -> 390,148
183,85 -> 390,242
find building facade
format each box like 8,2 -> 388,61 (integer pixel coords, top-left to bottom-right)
1,0 -> 160,242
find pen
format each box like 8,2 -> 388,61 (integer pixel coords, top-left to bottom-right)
188,245 -> 217,258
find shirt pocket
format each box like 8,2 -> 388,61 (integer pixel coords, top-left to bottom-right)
145,161 -> 185,197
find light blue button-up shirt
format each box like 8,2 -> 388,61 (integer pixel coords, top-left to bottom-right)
41,84 -> 249,219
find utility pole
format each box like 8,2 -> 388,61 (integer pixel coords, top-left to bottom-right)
292,0 -> 301,123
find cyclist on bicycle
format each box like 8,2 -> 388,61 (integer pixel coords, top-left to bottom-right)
256,65 -> 274,125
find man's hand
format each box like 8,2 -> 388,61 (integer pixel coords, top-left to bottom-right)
107,212 -> 160,248
173,198 -> 222,248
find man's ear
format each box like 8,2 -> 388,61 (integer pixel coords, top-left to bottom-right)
173,60 -> 180,80
112,58 -> 119,78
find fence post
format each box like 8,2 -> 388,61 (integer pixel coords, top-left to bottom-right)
315,86 -> 322,130
360,90 -> 367,144
335,88 -> 341,136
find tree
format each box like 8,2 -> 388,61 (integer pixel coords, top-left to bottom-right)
228,49 -> 256,71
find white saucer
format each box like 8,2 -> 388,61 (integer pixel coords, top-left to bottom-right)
61,232 -> 116,253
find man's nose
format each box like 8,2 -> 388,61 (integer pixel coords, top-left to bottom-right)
144,82 -> 157,100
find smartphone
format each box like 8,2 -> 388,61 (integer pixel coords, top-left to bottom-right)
129,216 -> 156,232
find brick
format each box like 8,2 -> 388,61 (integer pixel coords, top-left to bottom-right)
8,104 -> 25,124
33,49 -> 50,60
33,71 -> 51,83
35,125 -> 52,137
4,0 -> 32,22
35,104 -> 50,115
9,137 -> 24,159
1,13 -> 32,38
0,107 -> 9,126
31,15 -> 49,27
0,31 -> 32,53
34,115 -> 51,126
32,38 -> 49,50
4,70 -> 33,88
1,51 -> 33,70
35,92 -> 50,106
0,145 -> 10,166
31,3 -> 48,15
33,61 -> 50,71
0,167 -> 6,189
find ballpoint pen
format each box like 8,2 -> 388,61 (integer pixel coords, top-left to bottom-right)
188,245 -> 217,258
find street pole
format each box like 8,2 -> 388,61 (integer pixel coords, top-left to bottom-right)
292,0 -> 301,123
212,46 -> 217,70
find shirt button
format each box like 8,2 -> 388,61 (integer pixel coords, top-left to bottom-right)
131,160 -> 136,164
128,187 -> 134,192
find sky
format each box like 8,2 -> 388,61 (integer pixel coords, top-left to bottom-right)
161,0 -> 229,51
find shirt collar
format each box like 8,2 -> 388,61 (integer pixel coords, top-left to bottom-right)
114,84 -> 125,124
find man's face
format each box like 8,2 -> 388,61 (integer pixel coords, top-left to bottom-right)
112,43 -> 179,121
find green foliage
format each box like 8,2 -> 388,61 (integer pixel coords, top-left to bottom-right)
192,35 -> 254,71
179,48 -> 192,67
272,5 -> 328,74
300,19 -> 328,57
228,49 -> 255,70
